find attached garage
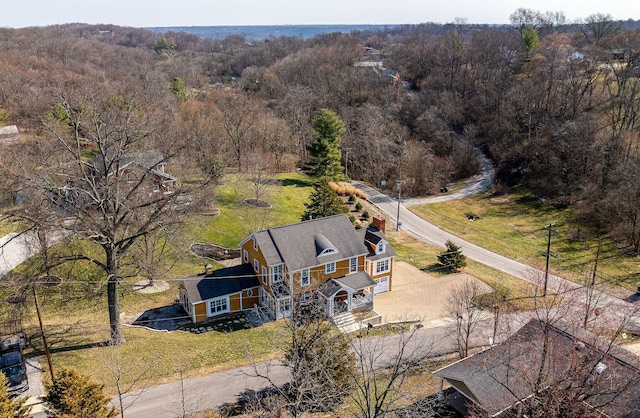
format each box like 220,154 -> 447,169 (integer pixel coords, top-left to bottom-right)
373,276 -> 390,294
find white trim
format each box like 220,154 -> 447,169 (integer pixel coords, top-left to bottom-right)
375,258 -> 390,274
207,296 -> 230,317
349,256 -> 358,273
318,247 -> 338,256
300,268 -> 310,287
272,264 -> 284,284
325,261 -> 336,274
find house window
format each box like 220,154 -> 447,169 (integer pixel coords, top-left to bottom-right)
272,264 -> 284,283
300,292 -> 311,304
300,268 -> 310,287
243,250 -> 248,263
375,259 -> 390,274
262,266 -> 267,284
253,237 -> 257,250
350,257 -> 358,273
254,259 -> 259,273
376,242 -> 385,254
325,262 -> 336,274
246,288 -> 253,297
180,291 -> 192,314
278,297 -> 292,317
208,297 -> 229,315
153,184 -> 160,193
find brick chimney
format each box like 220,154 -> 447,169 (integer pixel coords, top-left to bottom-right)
372,215 -> 386,233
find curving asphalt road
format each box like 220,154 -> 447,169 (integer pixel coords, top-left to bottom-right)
353,181 -> 640,330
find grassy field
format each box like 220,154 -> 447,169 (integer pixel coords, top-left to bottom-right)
410,189 -> 640,293
8,172 -> 314,393
389,230 -> 540,310
188,173 -> 314,247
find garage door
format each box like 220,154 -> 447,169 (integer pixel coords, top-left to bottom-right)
373,276 -> 389,294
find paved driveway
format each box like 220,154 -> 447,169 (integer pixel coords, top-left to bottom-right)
374,261 -> 492,327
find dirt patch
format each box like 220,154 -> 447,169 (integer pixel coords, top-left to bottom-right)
132,280 -> 170,294
244,198 -> 272,208
191,243 -> 241,260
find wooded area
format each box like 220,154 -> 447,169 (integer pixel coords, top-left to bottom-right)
0,11 -> 639,251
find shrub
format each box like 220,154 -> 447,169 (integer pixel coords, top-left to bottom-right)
362,210 -> 370,220
348,194 -> 356,203
43,367 -> 119,418
355,202 -> 363,211
327,181 -> 368,200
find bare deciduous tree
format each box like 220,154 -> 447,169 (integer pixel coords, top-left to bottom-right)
446,279 -> 485,358
344,324 -> 437,418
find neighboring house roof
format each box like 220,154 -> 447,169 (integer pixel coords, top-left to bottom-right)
90,150 -> 170,178
180,264 -> 259,303
0,125 -> 21,143
250,214 -> 369,271
434,318 -> 640,417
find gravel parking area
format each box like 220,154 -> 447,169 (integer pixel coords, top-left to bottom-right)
374,261 -> 493,327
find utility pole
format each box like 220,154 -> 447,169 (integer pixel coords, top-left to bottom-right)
344,147 -> 351,179
542,223 -> 554,297
396,180 -> 405,231
33,284 -> 54,381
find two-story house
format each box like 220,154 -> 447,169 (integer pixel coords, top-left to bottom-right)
178,214 -> 396,323
90,150 -> 177,196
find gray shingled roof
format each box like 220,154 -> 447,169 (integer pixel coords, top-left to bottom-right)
317,272 -> 376,298
334,271 -> 376,290
434,318 -> 640,417
180,264 -> 259,303
253,214 -> 369,271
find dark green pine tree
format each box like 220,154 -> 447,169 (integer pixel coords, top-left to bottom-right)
301,182 -> 349,221
0,375 -> 30,418
305,108 -> 345,180
43,367 -> 119,418
438,240 -> 467,272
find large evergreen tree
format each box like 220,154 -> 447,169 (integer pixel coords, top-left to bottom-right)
301,182 -> 348,221
0,375 -> 30,418
305,108 -> 345,180
438,240 -> 467,272
43,367 -> 119,418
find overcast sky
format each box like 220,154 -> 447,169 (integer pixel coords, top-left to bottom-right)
1,0 -> 638,28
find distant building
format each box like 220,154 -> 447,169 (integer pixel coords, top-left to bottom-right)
0,126 -> 22,144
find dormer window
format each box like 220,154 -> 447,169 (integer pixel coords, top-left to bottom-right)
376,242 -> 385,254
315,234 -> 338,257
319,247 -> 337,256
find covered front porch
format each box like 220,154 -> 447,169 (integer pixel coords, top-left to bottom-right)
318,272 -> 376,317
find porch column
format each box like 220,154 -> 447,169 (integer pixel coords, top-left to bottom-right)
438,378 -> 444,401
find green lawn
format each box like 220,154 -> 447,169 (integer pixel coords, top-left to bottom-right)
188,172 -> 314,247
8,171 -> 314,393
389,231 -> 540,310
410,190 -> 640,292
